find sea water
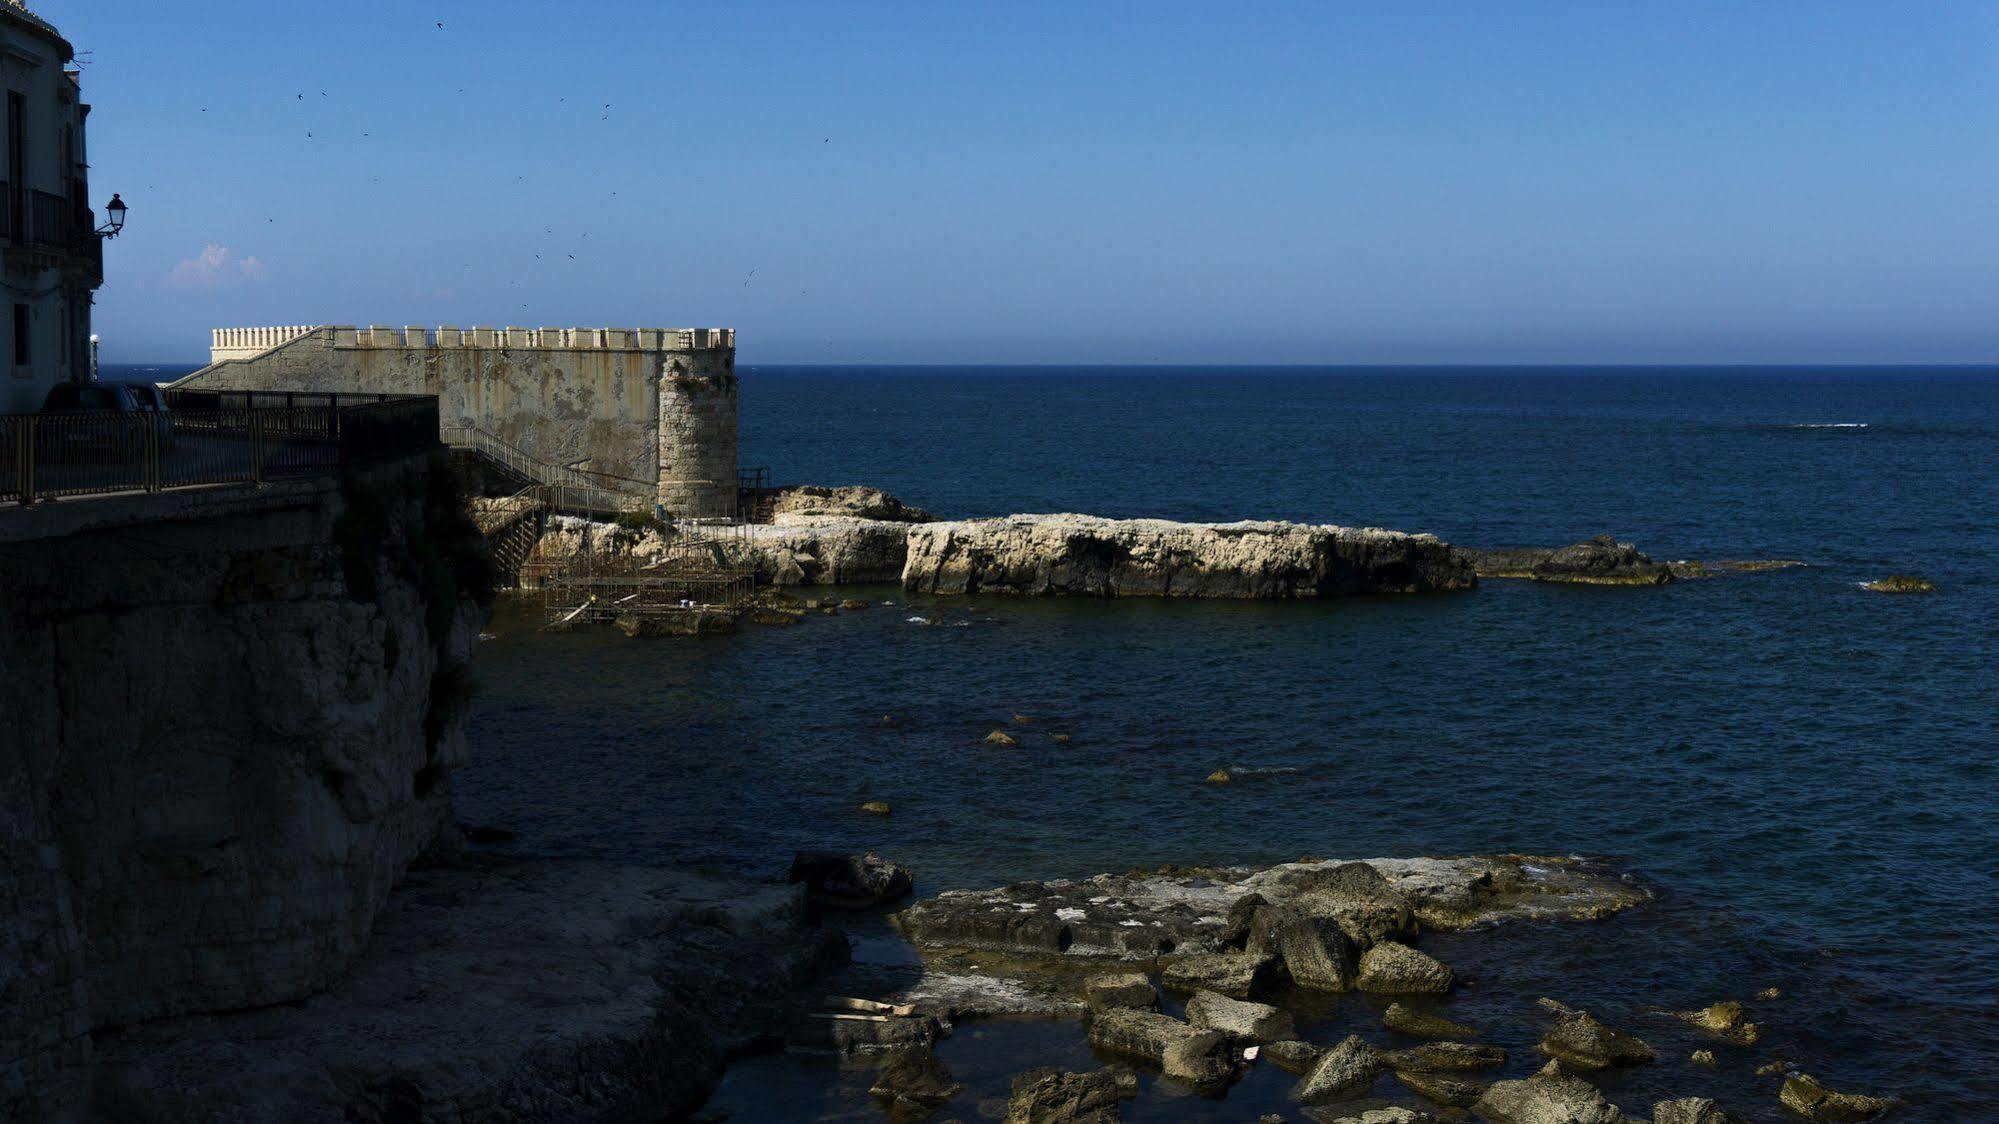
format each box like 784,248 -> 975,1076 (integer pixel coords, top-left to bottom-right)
427,366 -> 1993,1119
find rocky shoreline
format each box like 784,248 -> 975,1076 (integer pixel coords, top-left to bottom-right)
806,854 -> 1896,1123
523,487 -> 1816,601
91,855 -> 843,1122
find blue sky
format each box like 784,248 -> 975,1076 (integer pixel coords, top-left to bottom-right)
44,0 -> 1999,364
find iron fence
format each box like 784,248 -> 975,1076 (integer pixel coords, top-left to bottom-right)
1,393 -> 440,505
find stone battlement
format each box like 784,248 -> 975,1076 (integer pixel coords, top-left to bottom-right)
210,325 -> 734,363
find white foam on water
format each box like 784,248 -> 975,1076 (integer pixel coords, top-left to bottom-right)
1785,422 -> 1868,429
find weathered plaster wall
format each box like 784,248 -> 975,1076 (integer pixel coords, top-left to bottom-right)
0,456 -> 492,1121
176,327 -> 738,511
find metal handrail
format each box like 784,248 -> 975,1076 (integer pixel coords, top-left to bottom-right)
3,396 -> 441,506
440,423 -> 652,514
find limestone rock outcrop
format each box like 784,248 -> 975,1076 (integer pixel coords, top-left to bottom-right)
893,856 -> 1645,965
0,458 -> 493,1120
1004,1066 -> 1136,1123
1463,535 -> 1675,585
1473,1061 -> 1626,1123
901,515 -> 1475,598
768,484 -> 935,523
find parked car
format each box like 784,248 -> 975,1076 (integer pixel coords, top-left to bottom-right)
38,381 -> 175,460
108,381 -> 177,451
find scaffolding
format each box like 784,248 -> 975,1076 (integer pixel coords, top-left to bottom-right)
520,518 -> 757,634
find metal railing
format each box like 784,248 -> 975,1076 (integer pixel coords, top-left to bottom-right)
2,393 -> 441,505
440,422 -> 653,516
0,184 -> 79,249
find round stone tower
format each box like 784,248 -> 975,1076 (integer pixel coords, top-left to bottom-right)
656,344 -> 738,521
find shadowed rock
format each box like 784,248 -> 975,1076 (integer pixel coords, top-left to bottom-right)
1265,1039 -> 1324,1075
869,1048 -> 962,1111
1654,1097 -> 1744,1124
1086,1008 -> 1238,1088
1474,1060 -> 1625,1123
1004,1065 -> 1136,1124
787,851 -> 913,909
1381,1041 -> 1506,1072
1162,952 -> 1278,999
1293,1035 -> 1384,1103
1248,904 -> 1359,991
1394,1068 -> 1488,1108
1084,972 -> 1157,1012
1185,989 -> 1296,1043
1356,942 -> 1455,995
1536,1000 -> 1656,1070
1382,1002 -> 1480,1040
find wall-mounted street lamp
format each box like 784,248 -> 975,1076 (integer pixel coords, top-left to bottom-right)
95,193 -> 126,238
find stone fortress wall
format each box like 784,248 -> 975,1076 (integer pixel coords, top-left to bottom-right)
177,325 -> 741,519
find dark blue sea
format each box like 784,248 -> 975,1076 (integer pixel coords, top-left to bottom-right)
158,365 -> 1999,1120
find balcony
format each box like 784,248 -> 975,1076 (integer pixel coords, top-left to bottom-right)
0,184 -> 102,280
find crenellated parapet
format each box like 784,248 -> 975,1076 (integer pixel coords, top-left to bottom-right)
209,325 -> 733,364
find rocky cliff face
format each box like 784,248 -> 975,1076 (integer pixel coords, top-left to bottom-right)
901,515 -> 1475,598
0,455 -> 493,1121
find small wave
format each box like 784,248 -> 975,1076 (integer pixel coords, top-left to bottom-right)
1783,422 -> 1868,429
905,615 -> 931,625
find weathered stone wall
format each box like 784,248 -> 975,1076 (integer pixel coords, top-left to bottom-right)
0,456 -> 492,1121
176,326 -> 737,503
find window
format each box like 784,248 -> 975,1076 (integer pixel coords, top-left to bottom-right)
14,303 -> 29,367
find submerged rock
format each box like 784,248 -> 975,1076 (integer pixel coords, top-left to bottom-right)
1184,989 -> 1297,1043
1465,535 -> 1675,586
1862,574 -> 1936,594
1356,942 -> 1455,995
1654,1096 -> 1742,1123
1265,1039 -> 1325,1075
1381,1041 -> 1506,1072
1473,1060 -> 1625,1123
1672,999 -> 1760,1045
1303,1108 -> 1437,1124
1536,1000 -> 1656,1070
1293,1035 -> 1384,1103
869,1048 -> 963,1110
1004,1065 -> 1136,1124
902,514 -> 1475,598
1778,1074 -> 1897,1120
1394,1068 -> 1487,1108
985,729 -> 1021,746
1381,1002 -> 1481,1040
787,851 -> 914,909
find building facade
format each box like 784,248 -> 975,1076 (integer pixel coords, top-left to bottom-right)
0,1 -> 101,413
